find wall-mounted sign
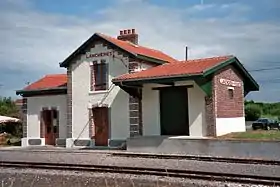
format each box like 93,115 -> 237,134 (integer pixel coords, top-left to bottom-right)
86,51 -> 113,59
219,78 -> 242,87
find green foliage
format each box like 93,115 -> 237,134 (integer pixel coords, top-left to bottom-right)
245,104 -> 262,121
0,97 -> 19,118
245,100 -> 280,121
0,97 -> 22,138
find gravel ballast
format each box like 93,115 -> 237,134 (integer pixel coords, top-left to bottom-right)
0,151 -> 280,178
0,167 -> 272,187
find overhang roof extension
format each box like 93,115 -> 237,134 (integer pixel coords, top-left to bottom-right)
112,56 -> 259,92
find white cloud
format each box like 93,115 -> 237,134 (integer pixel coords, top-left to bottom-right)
1,0 -> 280,101
191,4 -> 216,11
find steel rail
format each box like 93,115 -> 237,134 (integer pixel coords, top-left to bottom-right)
110,152 -> 280,166
1,149 -> 280,166
1,161 -> 280,186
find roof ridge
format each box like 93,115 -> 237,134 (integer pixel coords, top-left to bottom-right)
45,73 -> 67,77
183,55 -> 234,63
98,33 -> 159,50
97,32 -> 178,63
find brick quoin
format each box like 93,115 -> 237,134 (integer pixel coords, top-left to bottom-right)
66,67 -> 72,138
214,65 -> 244,118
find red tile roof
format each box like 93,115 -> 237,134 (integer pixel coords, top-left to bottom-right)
23,74 -> 67,91
113,56 -> 233,81
97,33 -> 177,63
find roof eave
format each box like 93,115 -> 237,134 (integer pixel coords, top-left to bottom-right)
59,34 -> 98,68
202,56 -> 259,92
113,73 -> 202,85
136,54 -> 171,64
234,57 -> 259,91
16,87 -> 67,96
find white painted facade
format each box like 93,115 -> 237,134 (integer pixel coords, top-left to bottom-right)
216,117 -> 246,136
22,95 -> 67,147
142,81 -> 207,137
69,43 -> 131,145
22,38 -> 248,148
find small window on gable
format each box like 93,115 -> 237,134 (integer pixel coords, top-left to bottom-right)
91,59 -> 108,91
228,87 -> 234,99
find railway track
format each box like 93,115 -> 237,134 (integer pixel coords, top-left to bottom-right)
110,152 -> 280,166
1,161 -> 280,186
2,149 -> 280,166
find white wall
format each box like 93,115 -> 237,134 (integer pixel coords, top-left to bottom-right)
178,81 -> 206,136
110,90 -> 130,139
141,81 -> 206,137
71,43 -> 129,139
27,95 -> 67,138
142,84 -> 161,136
216,117 -> 246,136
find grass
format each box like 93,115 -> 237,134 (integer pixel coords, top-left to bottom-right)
219,130 -> 280,141
261,114 -> 279,120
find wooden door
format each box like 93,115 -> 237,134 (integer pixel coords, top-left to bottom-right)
43,110 -> 55,145
160,87 -> 189,136
92,107 -> 109,146
52,109 -> 59,141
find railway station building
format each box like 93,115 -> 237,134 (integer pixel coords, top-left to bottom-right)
16,29 -> 259,147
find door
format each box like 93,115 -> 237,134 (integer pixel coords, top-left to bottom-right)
52,109 -> 59,142
92,107 -> 109,146
160,87 -> 189,136
42,109 -> 59,145
43,110 -> 55,145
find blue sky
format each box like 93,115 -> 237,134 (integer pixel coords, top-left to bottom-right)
1,0 -> 280,102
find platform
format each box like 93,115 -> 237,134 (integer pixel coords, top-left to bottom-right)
127,135 -> 280,161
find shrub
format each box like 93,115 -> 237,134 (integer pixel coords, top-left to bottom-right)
245,104 -> 262,121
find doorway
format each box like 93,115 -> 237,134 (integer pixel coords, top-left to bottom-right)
92,107 -> 109,146
41,108 -> 59,145
160,87 -> 189,136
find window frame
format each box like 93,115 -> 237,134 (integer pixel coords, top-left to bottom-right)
227,87 -> 234,99
90,59 -> 108,92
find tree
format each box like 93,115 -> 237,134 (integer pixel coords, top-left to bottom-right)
0,97 -> 19,118
245,104 -> 262,121
0,97 -> 22,138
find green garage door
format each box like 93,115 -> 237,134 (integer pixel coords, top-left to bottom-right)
160,87 -> 189,136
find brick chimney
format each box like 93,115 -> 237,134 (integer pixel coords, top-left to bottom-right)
117,29 -> 138,45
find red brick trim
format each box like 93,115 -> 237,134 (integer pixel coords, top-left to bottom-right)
205,65 -> 245,137
66,67 -> 72,138
22,98 -> 27,138
214,65 -> 244,118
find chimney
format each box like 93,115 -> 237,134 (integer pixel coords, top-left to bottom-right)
117,29 -> 138,45
185,46 -> 188,61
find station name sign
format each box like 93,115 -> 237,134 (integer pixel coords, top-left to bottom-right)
219,78 -> 241,87
86,51 -> 113,59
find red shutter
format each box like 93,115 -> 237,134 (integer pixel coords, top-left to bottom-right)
94,63 -> 99,90
90,64 -> 94,91
90,61 -> 97,91
40,111 -> 44,138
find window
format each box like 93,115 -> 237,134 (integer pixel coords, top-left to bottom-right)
228,88 -> 234,99
91,60 -> 108,91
